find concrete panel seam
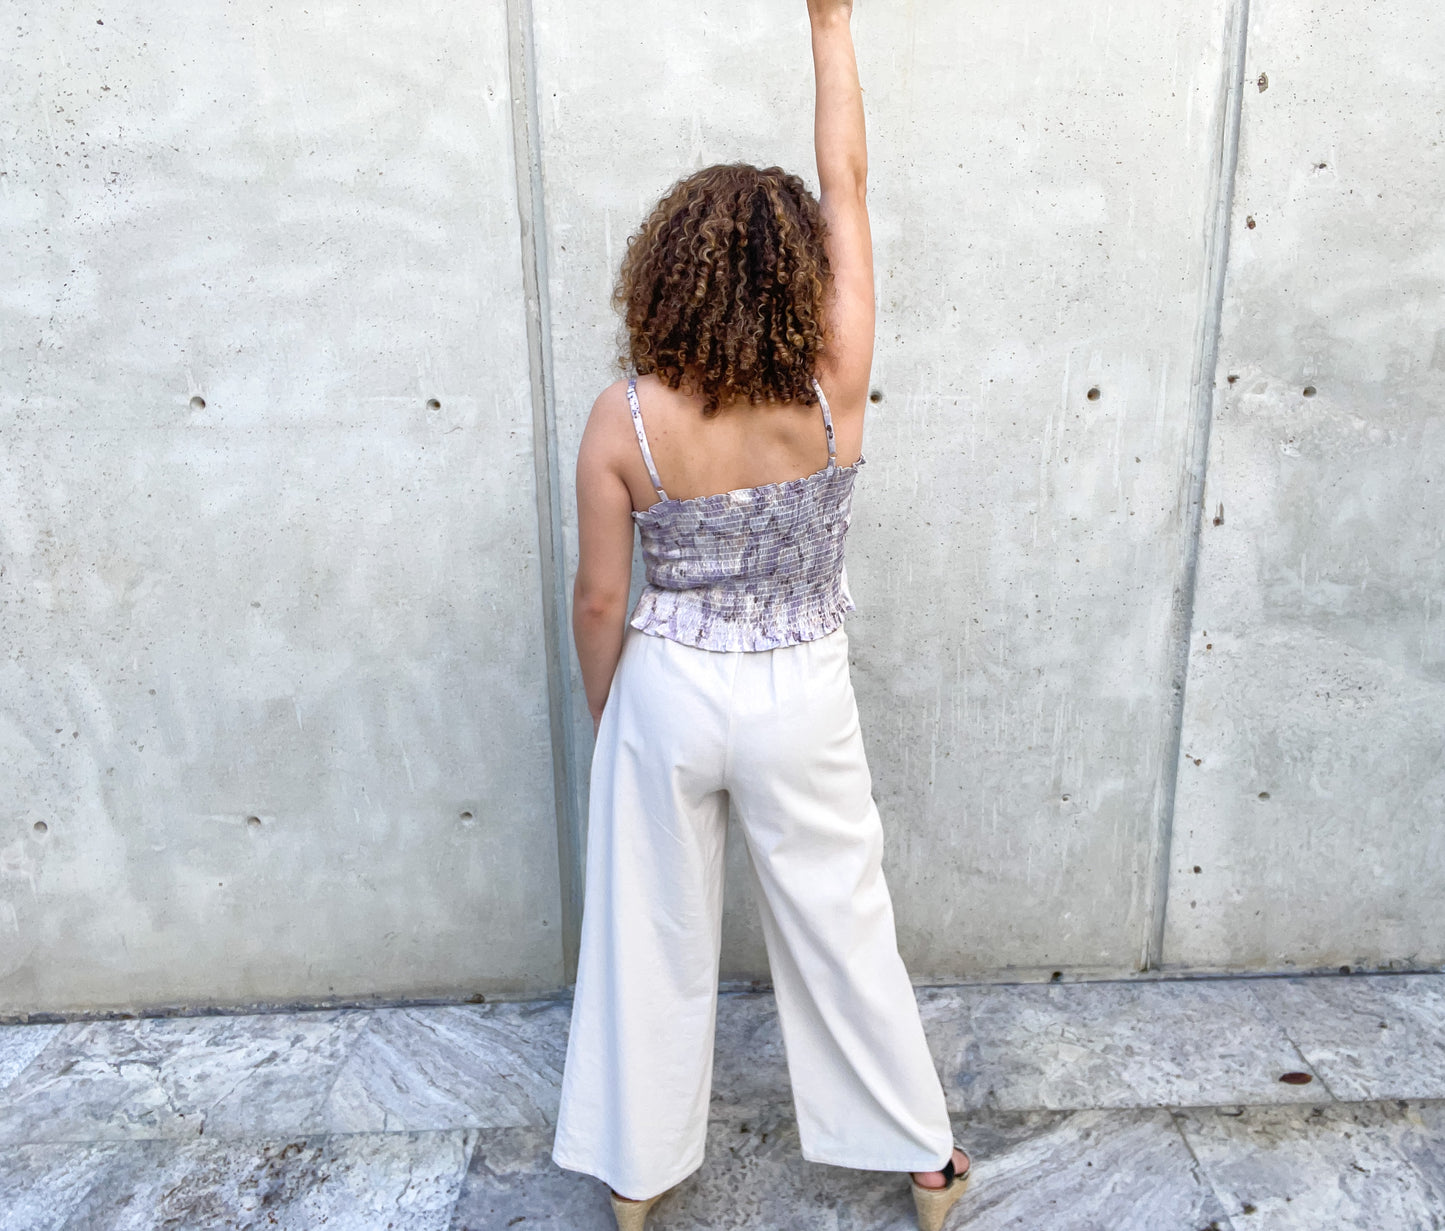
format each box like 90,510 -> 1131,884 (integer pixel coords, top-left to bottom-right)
1143,0 -> 1252,971
506,0 -> 584,980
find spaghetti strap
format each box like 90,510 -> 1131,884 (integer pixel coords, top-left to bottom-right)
812,378 -> 837,469
627,378 -> 668,501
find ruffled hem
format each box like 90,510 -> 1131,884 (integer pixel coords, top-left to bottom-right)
629,585 -> 855,652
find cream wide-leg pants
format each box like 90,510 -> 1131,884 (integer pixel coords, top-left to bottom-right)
550,624 -> 953,1200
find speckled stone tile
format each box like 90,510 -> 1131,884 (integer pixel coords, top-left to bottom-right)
0,1009 -> 371,1144
709,991 -> 790,1114
0,1022 -> 61,1092
0,1141 -> 130,1231
1394,1099 -> 1445,1208
914,983 -> 991,1110
936,1108 -> 1232,1231
922,979 -> 1325,1112
449,1125 -> 619,1230
623,1107 -> 923,1231
318,1000 -> 570,1134
457,1106 -> 1231,1231
1174,1101 -> 1445,1229
1248,974 -> 1445,1101
3,977 -> 1440,1229
6,1130 -> 478,1231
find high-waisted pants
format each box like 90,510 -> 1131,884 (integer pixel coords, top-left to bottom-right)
550,624 -> 953,1200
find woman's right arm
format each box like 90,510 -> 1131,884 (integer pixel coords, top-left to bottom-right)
807,0 -> 874,411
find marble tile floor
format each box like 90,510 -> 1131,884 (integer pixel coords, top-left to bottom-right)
1,972 -> 1443,1230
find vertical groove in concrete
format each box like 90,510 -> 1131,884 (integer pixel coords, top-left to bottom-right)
1143,0 -> 1252,971
506,0 -> 583,982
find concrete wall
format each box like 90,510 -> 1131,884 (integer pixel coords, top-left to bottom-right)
1163,0 -> 1445,972
0,1 -> 564,1015
1,0 -> 1439,1015
532,0 -> 1244,982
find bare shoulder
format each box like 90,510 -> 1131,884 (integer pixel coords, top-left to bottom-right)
578,378 -> 636,462
592,376 -> 634,427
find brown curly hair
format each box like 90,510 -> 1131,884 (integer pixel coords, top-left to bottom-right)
614,163 -> 833,414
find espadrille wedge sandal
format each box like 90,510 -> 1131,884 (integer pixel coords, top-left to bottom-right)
909,1148 -> 971,1231
609,1186 -> 668,1231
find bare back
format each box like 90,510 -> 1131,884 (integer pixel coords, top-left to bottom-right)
617,373 -> 866,514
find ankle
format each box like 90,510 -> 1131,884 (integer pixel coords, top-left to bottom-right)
912,1147 -> 968,1188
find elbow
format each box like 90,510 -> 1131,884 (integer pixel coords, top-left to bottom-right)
573,583 -> 629,626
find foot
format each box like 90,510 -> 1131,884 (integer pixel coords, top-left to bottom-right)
911,1147 -> 970,1190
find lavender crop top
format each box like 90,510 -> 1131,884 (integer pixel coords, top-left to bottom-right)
626,376 -> 865,652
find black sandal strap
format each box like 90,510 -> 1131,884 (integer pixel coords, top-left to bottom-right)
940,1156 -> 956,1186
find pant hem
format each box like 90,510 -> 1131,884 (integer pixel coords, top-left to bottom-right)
799,1145 -> 955,1174
551,1146 -> 707,1202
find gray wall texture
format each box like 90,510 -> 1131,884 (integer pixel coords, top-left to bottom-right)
1,0 -> 1440,1017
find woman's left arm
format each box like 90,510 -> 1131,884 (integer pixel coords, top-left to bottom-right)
572,386 -> 637,734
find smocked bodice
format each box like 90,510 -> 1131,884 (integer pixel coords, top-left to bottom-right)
625,377 -> 863,652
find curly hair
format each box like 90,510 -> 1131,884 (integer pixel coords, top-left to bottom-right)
614,163 -> 833,414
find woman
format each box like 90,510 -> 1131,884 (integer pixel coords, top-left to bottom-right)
550,4 -> 971,1229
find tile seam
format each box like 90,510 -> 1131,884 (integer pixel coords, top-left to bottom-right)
1165,1107 -> 1242,1231
9,1099 -> 1445,1147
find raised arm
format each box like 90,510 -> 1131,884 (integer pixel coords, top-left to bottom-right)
807,0 -> 874,410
